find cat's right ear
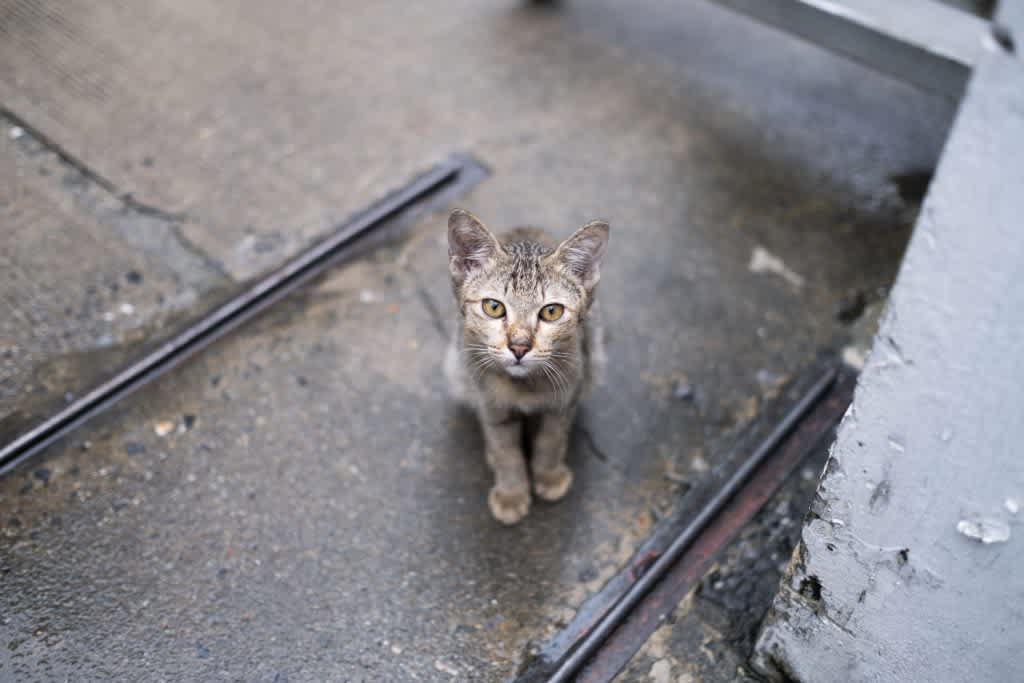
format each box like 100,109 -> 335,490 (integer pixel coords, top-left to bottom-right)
448,209 -> 500,284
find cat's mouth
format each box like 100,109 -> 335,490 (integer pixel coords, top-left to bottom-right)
497,346 -> 536,378
504,363 -> 532,378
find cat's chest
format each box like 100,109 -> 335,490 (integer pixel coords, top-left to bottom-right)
482,372 -> 572,414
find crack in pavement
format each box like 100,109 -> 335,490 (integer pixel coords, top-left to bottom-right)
168,222 -> 231,283
1,107 -> 218,271
577,424 -> 610,462
118,192 -> 189,223
415,282 -> 449,342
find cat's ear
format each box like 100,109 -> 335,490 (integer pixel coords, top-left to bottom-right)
552,220 -> 610,289
448,209 -> 500,284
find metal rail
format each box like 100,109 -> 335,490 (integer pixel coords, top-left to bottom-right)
0,154 -> 485,476
544,361 -> 839,683
577,366 -> 858,682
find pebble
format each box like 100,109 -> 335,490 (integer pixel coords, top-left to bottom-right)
748,245 -> 805,288
8,126 -> 24,140
755,368 -> 778,392
842,346 -> 866,370
154,420 -> 175,437
434,659 -> 458,677
123,442 -> 146,455
649,659 -> 672,683
672,379 -> 693,400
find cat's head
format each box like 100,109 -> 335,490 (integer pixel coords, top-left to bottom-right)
447,209 -> 609,379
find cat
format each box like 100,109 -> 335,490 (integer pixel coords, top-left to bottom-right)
444,208 -> 609,525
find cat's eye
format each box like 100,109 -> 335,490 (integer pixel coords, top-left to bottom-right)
482,299 -> 506,318
539,303 -> 564,322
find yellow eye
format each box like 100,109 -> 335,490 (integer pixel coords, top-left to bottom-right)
482,299 -> 506,318
539,303 -> 564,322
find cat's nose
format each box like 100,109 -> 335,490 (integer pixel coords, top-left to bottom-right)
509,342 -> 532,360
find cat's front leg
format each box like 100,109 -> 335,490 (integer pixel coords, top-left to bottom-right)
479,407 -> 531,525
531,408 -> 576,502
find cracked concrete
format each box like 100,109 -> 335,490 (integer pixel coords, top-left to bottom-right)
0,0 -> 952,680
0,112 -> 232,441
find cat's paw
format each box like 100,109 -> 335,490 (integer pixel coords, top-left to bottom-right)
488,485 -> 531,525
533,464 -> 573,502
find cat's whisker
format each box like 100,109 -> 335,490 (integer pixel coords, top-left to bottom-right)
540,363 -> 562,404
542,359 -> 570,406
539,363 -> 560,400
543,357 -> 576,373
462,346 -> 497,381
469,354 -> 494,374
461,345 -> 492,356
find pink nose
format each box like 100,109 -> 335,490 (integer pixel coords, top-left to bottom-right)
509,343 -> 531,360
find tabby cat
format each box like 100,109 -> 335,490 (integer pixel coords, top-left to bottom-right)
445,209 -> 609,524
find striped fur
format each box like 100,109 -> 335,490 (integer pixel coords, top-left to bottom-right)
445,209 -> 609,524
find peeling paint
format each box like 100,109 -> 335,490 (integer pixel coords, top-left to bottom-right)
956,518 -> 1011,544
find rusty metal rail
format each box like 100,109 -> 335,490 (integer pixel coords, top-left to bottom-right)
576,366 -> 857,682
513,357 -> 856,683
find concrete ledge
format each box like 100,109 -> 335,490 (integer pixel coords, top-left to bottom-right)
751,48 -> 1024,682
706,0 -> 991,96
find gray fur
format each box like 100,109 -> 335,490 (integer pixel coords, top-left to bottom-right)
445,209 -> 609,524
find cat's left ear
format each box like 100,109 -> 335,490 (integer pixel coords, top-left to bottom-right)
552,220 -> 610,290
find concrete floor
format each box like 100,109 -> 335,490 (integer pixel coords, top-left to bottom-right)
1,1 -> 952,680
